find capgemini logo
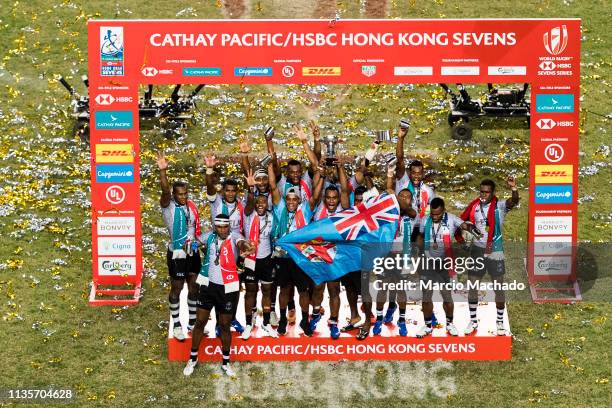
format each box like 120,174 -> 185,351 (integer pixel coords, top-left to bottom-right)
543,25 -> 568,55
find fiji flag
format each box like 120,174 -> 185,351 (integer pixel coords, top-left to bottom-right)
277,193 -> 400,285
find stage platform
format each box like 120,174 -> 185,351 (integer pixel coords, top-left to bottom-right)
168,286 -> 511,362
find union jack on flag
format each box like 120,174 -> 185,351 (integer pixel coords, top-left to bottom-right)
330,193 -> 400,240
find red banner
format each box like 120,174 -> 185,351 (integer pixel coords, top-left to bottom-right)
168,335 -> 512,362
87,19 -> 581,304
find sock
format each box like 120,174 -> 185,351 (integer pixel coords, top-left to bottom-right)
271,300 -> 277,313
169,300 -> 180,325
263,311 -> 270,325
398,308 -> 406,323
288,299 -> 296,311
187,297 -> 197,327
246,313 -> 253,326
496,307 -> 505,323
190,348 -> 198,362
300,309 -> 309,321
425,316 -> 432,328
222,352 -> 230,366
329,317 -> 338,325
376,309 -> 383,322
311,306 -> 321,320
446,315 -> 453,325
469,302 -> 478,323
387,301 -> 397,311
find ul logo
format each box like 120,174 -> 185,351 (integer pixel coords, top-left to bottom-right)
544,144 -> 564,163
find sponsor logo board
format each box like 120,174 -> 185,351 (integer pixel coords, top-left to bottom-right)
98,236 -> 136,256
534,165 -> 573,184
97,216 -> 136,236
534,256 -> 572,275
95,144 -> 134,163
302,67 -> 341,76
536,94 -> 574,113
97,257 -> 137,276
95,110 -> 133,130
534,185 -> 573,204
534,216 -> 573,235
95,164 -> 135,183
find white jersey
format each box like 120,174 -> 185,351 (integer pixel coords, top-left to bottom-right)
472,200 -> 509,248
419,213 -> 463,259
208,193 -> 244,235
161,200 -> 196,251
243,211 -> 274,258
198,231 -> 244,285
278,171 -> 312,202
396,171 -> 435,228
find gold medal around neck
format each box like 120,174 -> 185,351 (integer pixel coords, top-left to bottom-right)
432,243 -> 438,250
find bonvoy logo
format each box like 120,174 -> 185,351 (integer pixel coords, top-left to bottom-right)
302,67 -> 341,76
533,216 -> 572,235
97,216 -> 135,236
543,25 -> 568,56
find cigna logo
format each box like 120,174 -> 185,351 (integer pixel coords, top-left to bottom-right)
543,25 -> 568,56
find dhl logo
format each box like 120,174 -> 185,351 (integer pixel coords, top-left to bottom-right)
534,165 -> 573,183
95,144 -> 134,163
302,67 -> 342,76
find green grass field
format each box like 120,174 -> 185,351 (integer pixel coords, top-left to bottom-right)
0,1 -> 610,407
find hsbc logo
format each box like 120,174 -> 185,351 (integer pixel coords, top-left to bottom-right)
543,25 -> 568,56
536,118 -> 575,130
95,94 -> 115,105
94,94 -> 133,105
539,61 -> 556,71
537,119 -> 556,129
142,67 -> 158,77
544,144 -> 564,163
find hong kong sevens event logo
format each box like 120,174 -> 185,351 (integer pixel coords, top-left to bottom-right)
543,25 -> 568,56
100,27 -> 124,61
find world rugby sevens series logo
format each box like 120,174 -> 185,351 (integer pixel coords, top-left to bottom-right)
543,25 -> 568,56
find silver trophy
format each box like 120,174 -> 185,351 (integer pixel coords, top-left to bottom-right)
264,126 -> 275,141
272,245 -> 287,258
258,154 -> 272,169
384,153 -> 397,168
375,130 -> 391,142
399,118 -> 411,129
323,135 -> 338,165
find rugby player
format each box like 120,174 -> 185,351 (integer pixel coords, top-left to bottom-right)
183,214 -> 255,377
459,177 -> 519,336
157,152 -> 200,341
416,198 -> 481,338
241,169 -> 279,339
